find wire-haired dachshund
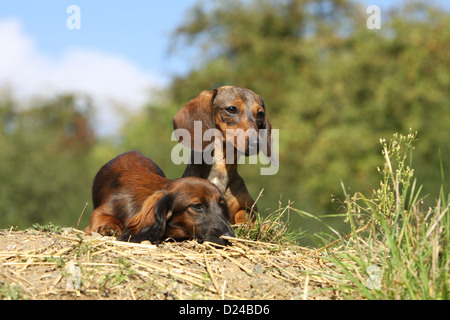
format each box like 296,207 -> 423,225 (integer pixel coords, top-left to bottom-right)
172,86 -> 274,225
85,151 -> 235,245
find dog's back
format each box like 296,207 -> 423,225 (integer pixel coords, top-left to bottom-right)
91,151 -> 167,219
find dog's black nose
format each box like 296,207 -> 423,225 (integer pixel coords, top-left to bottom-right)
221,229 -> 235,246
207,223 -> 235,246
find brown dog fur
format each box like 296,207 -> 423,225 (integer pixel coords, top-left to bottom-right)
173,86 -> 273,224
85,151 -> 235,245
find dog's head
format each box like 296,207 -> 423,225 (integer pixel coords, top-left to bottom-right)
172,86 -> 272,159
122,177 -> 235,245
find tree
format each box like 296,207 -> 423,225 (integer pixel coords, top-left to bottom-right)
0,93 -> 97,228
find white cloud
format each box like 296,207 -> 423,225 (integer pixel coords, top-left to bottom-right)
0,18 -> 160,136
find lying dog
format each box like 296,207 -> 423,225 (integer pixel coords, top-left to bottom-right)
85,151 -> 235,245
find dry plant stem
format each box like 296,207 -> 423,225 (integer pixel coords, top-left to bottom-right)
203,252 -> 221,297
1,230 -> 347,300
113,247 -> 242,300
76,203 -> 88,229
316,223 -> 371,253
220,235 -> 279,248
206,243 -> 253,275
251,188 -> 264,214
303,275 -> 310,300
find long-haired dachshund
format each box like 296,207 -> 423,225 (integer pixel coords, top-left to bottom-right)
172,86 -> 273,224
85,151 -> 235,245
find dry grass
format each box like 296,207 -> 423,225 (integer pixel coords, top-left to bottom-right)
0,227 -> 345,300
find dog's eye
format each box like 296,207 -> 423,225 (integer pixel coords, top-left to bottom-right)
256,111 -> 265,120
219,199 -> 226,209
225,106 -> 238,115
191,203 -> 205,212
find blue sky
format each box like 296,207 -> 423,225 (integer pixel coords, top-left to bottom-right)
0,1 -> 199,134
0,0 -> 447,135
0,1 -> 196,80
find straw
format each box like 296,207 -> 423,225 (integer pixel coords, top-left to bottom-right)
0,229 -> 345,300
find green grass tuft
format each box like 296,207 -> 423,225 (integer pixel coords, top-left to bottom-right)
233,203 -> 306,245
30,222 -> 62,234
324,130 -> 449,299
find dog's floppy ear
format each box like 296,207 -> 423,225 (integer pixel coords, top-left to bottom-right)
172,90 -> 217,151
121,192 -> 174,243
259,117 -> 272,158
258,100 -> 275,163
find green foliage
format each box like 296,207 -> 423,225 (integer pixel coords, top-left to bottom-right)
0,93 -> 99,228
233,202 -> 306,244
327,132 -> 449,299
31,222 -> 62,234
118,100 -> 185,179
98,257 -> 137,291
0,283 -> 25,300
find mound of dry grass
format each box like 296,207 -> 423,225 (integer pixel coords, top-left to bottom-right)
0,227 -> 345,300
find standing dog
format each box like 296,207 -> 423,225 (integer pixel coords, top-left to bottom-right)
85,151 -> 235,245
173,86 -> 273,224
